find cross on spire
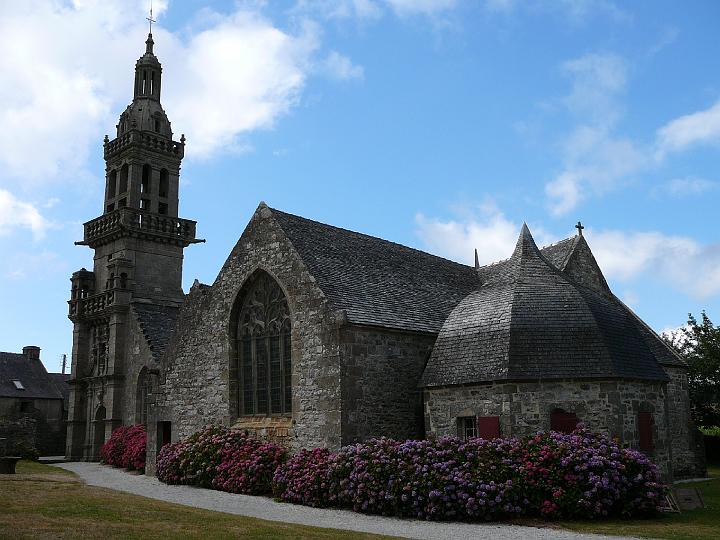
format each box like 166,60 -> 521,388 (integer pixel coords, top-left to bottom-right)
146,1 -> 156,34
575,221 -> 585,236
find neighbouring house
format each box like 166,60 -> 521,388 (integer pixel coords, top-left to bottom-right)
0,346 -> 69,455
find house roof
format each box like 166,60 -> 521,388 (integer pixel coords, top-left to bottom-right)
132,303 -> 180,361
421,225 -> 670,387
0,352 -> 64,400
270,207 -> 481,333
49,373 -> 72,403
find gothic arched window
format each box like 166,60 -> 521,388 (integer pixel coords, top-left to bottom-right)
234,272 -> 291,416
136,367 -> 151,425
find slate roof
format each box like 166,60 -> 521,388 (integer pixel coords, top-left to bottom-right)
421,225 -> 670,387
49,373 -> 72,404
270,208 -> 480,333
132,303 -> 180,361
0,352 -> 63,400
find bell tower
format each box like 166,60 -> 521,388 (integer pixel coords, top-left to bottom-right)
66,31 -> 202,460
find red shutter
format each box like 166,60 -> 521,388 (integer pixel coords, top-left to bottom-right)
551,409 -> 579,434
477,416 -> 500,439
638,412 -> 653,451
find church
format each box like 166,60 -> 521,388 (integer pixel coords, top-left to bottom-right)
65,32 -> 705,480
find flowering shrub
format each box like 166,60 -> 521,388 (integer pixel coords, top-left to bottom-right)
213,439 -> 287,495
272,448 -> 338,507
157,425 -> 666,522
155,425 -> 286,495
100,424 -> 146,471
518,430 -> 665,519
328,437 -> 524,520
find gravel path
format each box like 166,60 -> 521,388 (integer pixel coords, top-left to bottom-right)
57,462 -> 638,540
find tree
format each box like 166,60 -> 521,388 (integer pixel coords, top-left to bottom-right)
666,312 -> 720,427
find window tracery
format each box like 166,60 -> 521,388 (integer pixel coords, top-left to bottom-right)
235,272 -> 291,416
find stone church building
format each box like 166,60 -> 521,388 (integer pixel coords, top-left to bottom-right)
66,33 -> 705,480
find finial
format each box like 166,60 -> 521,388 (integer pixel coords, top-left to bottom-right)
180,133 -> 186,144
103,134 -> 109,144
575,221 -> 584,237
147,0 -> 156,34
145,1 -> 156,53
474,248 -> 480,269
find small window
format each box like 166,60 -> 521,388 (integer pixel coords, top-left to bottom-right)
551,408 -> 579,434
12,379 -> 25,390
457,416 -> 477,440
158,202 -> 168,215
141,164 -> 151,194
477,416 -> 501,439
20,401 -> 31,413
154,118 -> 160,132
106,203 -> 115,213
107,170 -> 117,200
638,412 -> 653,451
119,164 -> 128,194
159,169 -> 169,198
140,198 -> 151,210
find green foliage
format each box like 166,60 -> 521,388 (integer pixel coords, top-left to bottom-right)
667,312 -> 720,427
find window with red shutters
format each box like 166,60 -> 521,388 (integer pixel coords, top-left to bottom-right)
550,408 -> 579,434
638,411 -> 653,451
477,416 -> 500,439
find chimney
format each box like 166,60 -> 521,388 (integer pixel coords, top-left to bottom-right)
22,346 -> 41,360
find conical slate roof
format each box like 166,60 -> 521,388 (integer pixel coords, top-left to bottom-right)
421,225 -> 670,387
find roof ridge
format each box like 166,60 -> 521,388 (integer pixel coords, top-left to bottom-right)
268,206 -> 474,269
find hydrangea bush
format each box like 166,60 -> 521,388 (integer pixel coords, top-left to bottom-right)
157,425 -> 666,522
155,425 -> 286,495
100,424 -> 146,471
272,448 -> 338,507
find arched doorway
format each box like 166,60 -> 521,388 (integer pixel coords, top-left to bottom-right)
93,405 -> 106,460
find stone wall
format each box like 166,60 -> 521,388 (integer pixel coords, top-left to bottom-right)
340,325 -> 434,443
664,366 -> 706,478
147,205 -> 343,474
424,379 -> 672,477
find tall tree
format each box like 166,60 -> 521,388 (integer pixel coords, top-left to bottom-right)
666,312 -> 720,427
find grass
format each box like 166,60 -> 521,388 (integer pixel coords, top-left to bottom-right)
560,464 -> 720,540
0,461 -> 396,540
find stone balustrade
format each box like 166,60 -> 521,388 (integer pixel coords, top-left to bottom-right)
68,289 -> 115,319
82,207 -> 199,247
104,130 -> 184,160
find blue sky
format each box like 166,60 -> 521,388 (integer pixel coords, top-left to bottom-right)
1,0 -> 719,373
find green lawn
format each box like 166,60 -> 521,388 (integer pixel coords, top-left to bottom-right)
0,461 -> 396,540
560,465 -> 720,540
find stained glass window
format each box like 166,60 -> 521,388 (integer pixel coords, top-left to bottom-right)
236,272 -> 292,416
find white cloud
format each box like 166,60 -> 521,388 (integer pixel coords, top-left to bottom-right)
544,53 -> 651,215
0,189 -> 50,239
3,250 -> 66,281
415,200 -> 554,266
562,53 -> 626,125
321,51 -> 365,81
0,1 -> 352,178
162,11 -> 319,157
292,0 -> 383,20
658,177 -> 717,197
416,202 -> 720,300
587,228 -> 720,299
384,0 -> 457,16
656,99 -> 720,157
